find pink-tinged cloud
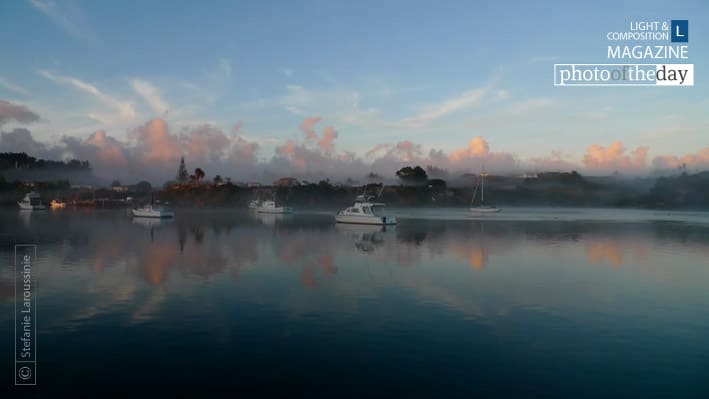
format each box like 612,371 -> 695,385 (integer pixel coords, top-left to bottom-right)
299,116 -> 321,141
365,143 -> 392,159
449,136 -> 490,161
0,100 -> 40,125
275,140 -> 306,169
651,147 -> 709,171
229,136 -> 259,164
583,141 -> 648,173
83,130 -> 129,167
318,126 -> 338,154
528,150 -> 579,172
131,118 -> 182,164
182,125 -> 230,162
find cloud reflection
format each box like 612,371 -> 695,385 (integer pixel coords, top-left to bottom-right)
3,210 -> 709,327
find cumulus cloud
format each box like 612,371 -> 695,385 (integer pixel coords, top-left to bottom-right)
652,148 -> 709,171
0,128 -> 51,156
449,136 -> 489,161
299,117 -> 320,141
130,118 -> 181,164
0,100 -> 40,125
583,141 -> 648,173
1,118 -> 261,182
528,150 -> 579,172
3,115 -> 709,184
318,126 -> 338,154
65,130 -> 129,168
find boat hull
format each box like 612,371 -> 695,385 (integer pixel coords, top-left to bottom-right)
131,209 -> 174,218
18,203 -> 46,210
335,214 -> 397,225
470,207 -> 501,213
257,207 -> 293,214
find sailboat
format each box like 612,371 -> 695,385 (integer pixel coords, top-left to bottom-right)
470,172 -> 501,213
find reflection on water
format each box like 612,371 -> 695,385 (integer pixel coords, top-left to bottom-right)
0,208 -> 708,397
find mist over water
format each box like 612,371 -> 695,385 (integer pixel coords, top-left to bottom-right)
1,208 -> 708,397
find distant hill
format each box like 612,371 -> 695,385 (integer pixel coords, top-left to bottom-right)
0,152 -> 94,184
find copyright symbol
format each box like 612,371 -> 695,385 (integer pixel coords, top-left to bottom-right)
18,366 -> 32,380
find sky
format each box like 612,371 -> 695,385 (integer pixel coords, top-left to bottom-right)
0,0 -> 707,183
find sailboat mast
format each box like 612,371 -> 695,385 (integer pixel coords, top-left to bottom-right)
481,173 -> 485,203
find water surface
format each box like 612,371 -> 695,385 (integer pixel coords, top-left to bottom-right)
1,208 -> 708,397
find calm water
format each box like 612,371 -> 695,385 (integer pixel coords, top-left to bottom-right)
1,207 -> 708,397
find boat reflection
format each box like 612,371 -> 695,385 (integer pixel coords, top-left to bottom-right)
131,217 -> 174,229
335,223 -> 388,253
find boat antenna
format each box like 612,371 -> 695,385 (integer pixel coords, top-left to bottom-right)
376,183 -> 385,200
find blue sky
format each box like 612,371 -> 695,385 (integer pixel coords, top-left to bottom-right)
0,0 -> 707,180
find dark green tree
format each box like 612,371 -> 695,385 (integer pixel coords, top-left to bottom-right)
396,165 -> 428,185
194,168 -> 205,183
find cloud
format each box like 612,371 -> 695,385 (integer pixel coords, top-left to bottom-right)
318,126 -> 338,154
299,116 -> 321,140
37,69 -> 136,124
0,128 -> 52,156
1,118 -> 259,182
3,114 -> 708,184
365,143 -> 392,159
0,77 -> 32,96
528,150 -> 579,172
280,83 -> 491,130
449,136 -> 489,161
0,100 -> 40,125
29,0 -> 96,42
131,79 -> 170,116
397,88 -> 487,128
62,130 -> 129,169
583,141 -> 648,173
652,148 -> 709,171
129,118 -> 182,164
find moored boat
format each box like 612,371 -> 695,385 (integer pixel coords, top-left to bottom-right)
18,191 -> 46,210
131,195 -> 174,218
470,172 -> 501,213
256,199 -> 293,214
131,204 -> 175,218
50,199 -> 67,209
335,189 -> 396,225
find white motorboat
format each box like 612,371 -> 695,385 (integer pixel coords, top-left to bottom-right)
470,172 -> 501,213
132,204 -> 175,218
336,194 -> 397,225
18,191 -> 46,210
256,199 -> 293,214
50,199 -> 66,209
132,195 -> 175,218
